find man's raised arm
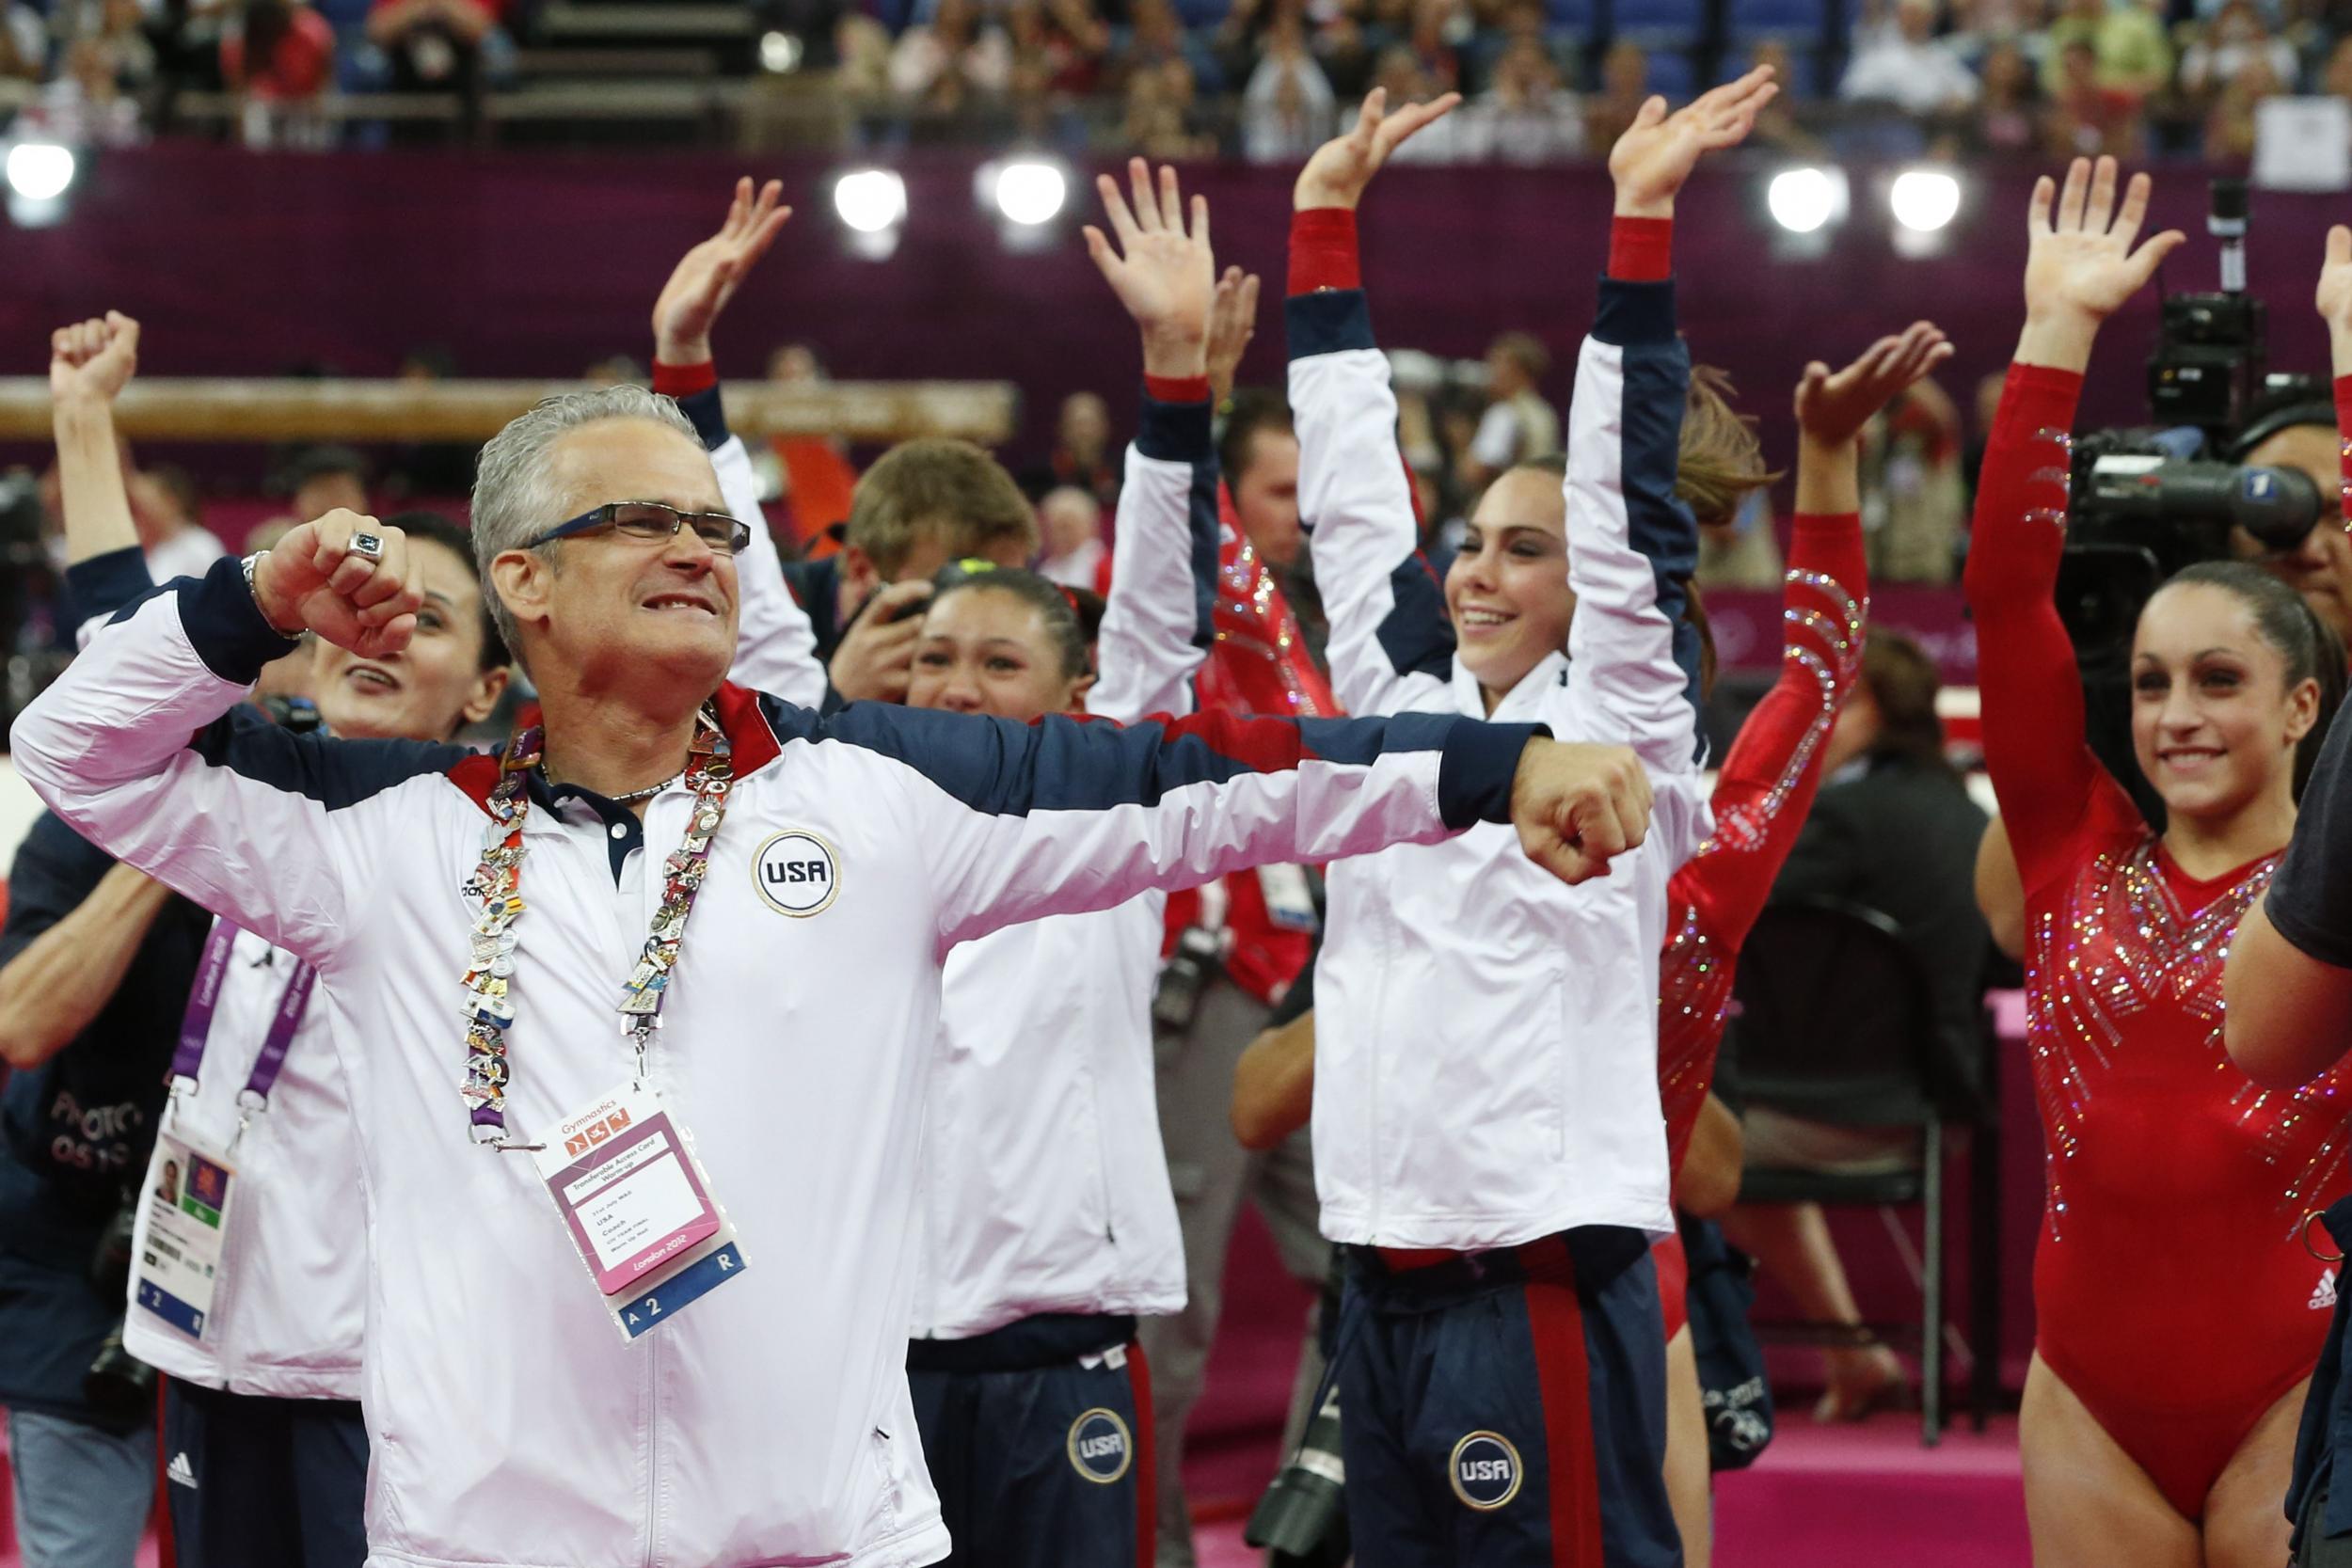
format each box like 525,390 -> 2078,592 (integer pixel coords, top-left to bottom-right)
782,695 -> 1653,948
11,514 -> 453,967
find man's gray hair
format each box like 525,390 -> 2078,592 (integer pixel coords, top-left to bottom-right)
469,386 -> 702,660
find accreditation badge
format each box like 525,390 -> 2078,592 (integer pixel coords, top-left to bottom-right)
531,1082 -> 747,1339
132,1130 -> 239,1342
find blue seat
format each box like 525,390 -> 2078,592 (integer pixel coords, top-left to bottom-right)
1724,0 -> 1832,32
1639,45 -> 1698,96
1611,0 -> 1704,27
1171,0 -> 1230,28
1544,0 -> 1598,28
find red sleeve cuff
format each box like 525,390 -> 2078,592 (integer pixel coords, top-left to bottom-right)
1288,208 -> 1361,296
652,359 -> 717,398
1997,361 -> 2085,439
1607,216 -> 1673,282
1144,374 -> 1212,404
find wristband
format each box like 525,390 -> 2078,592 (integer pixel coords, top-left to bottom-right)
652,359 -> 718,399
1608,217 -> 1673,282
242,553 -> 306,641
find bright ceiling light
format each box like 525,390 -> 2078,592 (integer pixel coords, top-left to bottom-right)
1890,168 -> 1962,232
6,142 -> 76,203
758,30 -> 803,72
834,168 -> 906,235
1768,166 -> 1836,234
992,159 -> 1067,227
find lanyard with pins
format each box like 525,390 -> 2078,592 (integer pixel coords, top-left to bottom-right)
459,708 -> 737,1149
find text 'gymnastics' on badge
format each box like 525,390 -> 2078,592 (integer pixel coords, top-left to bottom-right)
531,1082 -> 747,1338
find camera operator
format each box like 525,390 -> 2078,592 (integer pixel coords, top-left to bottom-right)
2232,396 -> 2352,649
0,311 -> 219,1568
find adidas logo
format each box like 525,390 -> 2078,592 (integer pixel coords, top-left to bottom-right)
2313,1270 -> 2339,1312
167,1451 -> 198,1489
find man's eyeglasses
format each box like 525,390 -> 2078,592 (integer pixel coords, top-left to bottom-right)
526,501 -> 752,557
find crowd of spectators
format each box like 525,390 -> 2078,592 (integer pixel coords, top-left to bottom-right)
0,0 -> 516,148
1,0 -> 2346,160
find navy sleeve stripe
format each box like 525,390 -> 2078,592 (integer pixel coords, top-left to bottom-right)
1617,327 -> 1707,765
1375,554 -> 1456,688
64,547 -> 158,628
675,386 -> 729,452
1286,290 -> 1377,360
1136,388 -> 1214,465
173,558 -> 309,687
187,704 -> 469,812
1591,277 -> 1677,347
1438,718 -> 1543,829
1186,462 -> 1220,662
763,696 -> 1525,827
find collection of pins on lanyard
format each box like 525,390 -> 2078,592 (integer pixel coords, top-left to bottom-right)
460,709 -> 736,1148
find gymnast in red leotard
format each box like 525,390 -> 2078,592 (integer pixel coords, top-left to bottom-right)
1967,157 -> 2352,1568
1649,327 -> 1937,1568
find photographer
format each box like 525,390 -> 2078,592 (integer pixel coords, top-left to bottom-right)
0,309 -> 216,1568
1968,157 -> 2348,1568
0,815 -> 211,1568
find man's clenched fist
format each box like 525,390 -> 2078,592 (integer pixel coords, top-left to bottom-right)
1509,738 -> 1655,887
252,510 -> 423,657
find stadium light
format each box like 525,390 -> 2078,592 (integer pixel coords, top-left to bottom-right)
991,159 -> 1067,228
6,141 -> 75,203
834,168 -> 906,235
758,30 -> 804,72
1890,169 -> 1962,233
1767,166 -> 1840,234
5,140 -> 76,229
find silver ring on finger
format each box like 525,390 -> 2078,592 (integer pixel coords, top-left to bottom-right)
350,532 -> 385,561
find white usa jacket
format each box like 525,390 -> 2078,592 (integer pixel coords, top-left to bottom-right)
107,400 -> 820,1402
13,555 -> 1542,1568
910,390 -> 1218,1341
1292,271 -> 1712,1250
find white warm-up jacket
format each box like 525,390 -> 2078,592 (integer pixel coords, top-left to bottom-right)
110,401 -> 820,1401
1293,274 -> 1712,1250
13,552 -> 1540,1568
909,392 -> 1219,1342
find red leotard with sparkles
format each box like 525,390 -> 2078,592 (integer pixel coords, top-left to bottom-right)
1652,512 -> 1868,1338
1964,362 -> 2352,1519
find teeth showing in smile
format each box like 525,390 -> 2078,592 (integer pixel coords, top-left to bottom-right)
349,668 -> 398,690
1459,610 -> 1512,627
644,596 -> 717,615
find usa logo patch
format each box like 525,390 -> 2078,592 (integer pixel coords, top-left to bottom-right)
752,831 -> 840,918
1067,1407 -> 1133,1485
1449,1431 -> 1522,1512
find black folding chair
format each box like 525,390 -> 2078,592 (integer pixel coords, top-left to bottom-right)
1730,896 -> 1994,1445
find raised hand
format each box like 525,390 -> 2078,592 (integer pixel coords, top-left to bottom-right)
1293,87 -> 1462,214
1084,159 -> 1216,380
50,311 -> 140,404
652,177 -> 792,367
2022,158 -> 2183,337
1794,321 -> 1955,448
1608,65 -> 1776,218
1510,739 -> 1654,887
251,510 -> 423,656
1207,266 -> 1261,405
